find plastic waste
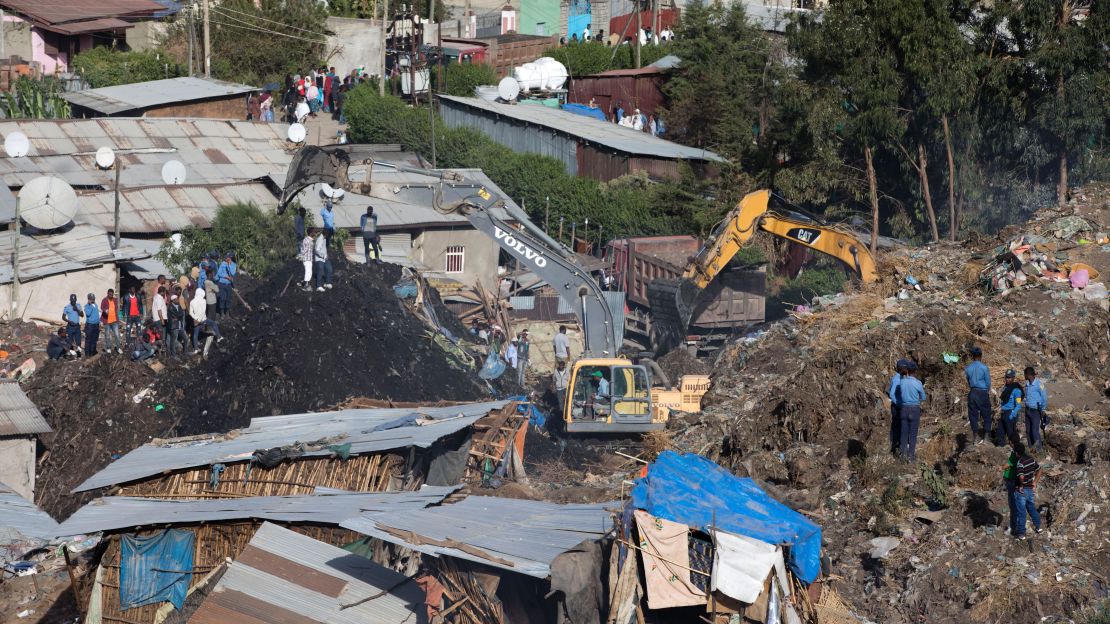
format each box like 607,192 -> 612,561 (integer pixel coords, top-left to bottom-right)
478,351 -> 507,380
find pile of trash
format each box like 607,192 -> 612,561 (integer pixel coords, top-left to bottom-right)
662,184 -> 1110,623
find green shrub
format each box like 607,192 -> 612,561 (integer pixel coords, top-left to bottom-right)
437,63 -> 499,97
72,47 -> 183,88
156,202 -> 300,278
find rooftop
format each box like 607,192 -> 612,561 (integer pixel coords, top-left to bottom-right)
63,77 -> 258,116
437,95 -> 725,162
73,400 -> 510,492
341,495 -> 615,578
189,523 -> 422,624
0,481 -> 60,551
0,0 -> 164,34
0,224 -> 147,286
0,381 -> 51,436
56,486 -> 459,535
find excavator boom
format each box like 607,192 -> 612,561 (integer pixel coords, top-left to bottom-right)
648,190 -> 877,351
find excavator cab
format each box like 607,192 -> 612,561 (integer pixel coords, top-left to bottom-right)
564,358 -> 659,433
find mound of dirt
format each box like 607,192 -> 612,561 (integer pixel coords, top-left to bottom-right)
659,185 -> 1110,623
656,347 -> 710,381
28,258 -> 492,519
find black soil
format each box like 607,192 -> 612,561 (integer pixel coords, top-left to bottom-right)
28,258 -> 491,520
656,347 -> 710,382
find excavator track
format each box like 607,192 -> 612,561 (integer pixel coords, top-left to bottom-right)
646,278 -> 701,354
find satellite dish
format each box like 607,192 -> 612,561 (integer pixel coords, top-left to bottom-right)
161,160 -> 187,185
320,183 -> 345,200
497,76 -> 520,101
4,132 -> 29,158
95,146 -> 115,169
287,123 -> 307,143
19,176 -> 77,229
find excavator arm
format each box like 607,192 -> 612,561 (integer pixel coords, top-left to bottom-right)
278,145 -> 620,357
648,189 -> 878,351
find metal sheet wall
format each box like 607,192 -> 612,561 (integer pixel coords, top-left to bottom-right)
439,100 -> 580,175
566,73 -> 666,118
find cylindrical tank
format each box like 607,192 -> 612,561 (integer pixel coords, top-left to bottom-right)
533,57 -> 568,90
512,63 -> 543,92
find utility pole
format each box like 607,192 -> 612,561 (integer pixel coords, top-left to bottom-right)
186,4 -> 195,76
202,0 -> 211,78
650,0 -> 658,46
112,162 -> 122,250
544,196 -> 549,233
635,1 -> 642,68
10,195 -> 19,320
379,0 -> 389,96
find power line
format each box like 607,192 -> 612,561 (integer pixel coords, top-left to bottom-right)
208,3 -> 330,38
209,8 -> 328,44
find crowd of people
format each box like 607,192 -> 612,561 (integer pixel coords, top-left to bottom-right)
887,346 -> 1047,539
48,253 -> 239,362
559,23 -> 675,46
241,65 -> 377,127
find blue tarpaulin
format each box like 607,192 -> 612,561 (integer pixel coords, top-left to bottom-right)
120,529 -> 195,610
562,103 -> 607,121
631,451 -> 822,583
507,396 -> 545,428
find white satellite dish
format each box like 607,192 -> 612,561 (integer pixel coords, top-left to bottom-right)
161,160 -> 187,185
19,176 -> 77,229
95,146 -> 116,169
287,123 -> 307,143
320,183 -> 345,200
497,76 -> 520,101
4,132 -> 29,158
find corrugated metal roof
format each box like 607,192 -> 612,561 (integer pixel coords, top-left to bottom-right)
0,224 -> 147,286
116,237 -> 173,279
0,0 -> 163,26
74,400 -> 510,493
341,496 -> 615,578
56,486 -> 458,535
437,95 -> 726,162
0,381 -> 51,436
44,17 -> 133,35
0,481 -> 60,549
190,522 -> 421,624
63,77 -> 258,116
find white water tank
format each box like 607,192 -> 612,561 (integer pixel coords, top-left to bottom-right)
513,63 -> 543,92
475,85 -> 500,101
533,57 -> 568,90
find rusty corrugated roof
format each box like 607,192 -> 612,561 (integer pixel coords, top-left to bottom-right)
0,224 -> 146,285
0,381 -> 50,436
0,0 -> 163,25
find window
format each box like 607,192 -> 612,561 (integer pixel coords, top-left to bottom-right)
445,245 -> 465,273
535,22 -> 546,35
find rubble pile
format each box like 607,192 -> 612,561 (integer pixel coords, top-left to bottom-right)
663,184 -> 1110,623
26,259 -> 493,519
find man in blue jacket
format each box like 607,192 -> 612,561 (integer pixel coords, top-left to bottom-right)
320,200 -> 336,247
215,252 -> 238,316
996,369 -> 1024,446
888,360 -> 907,456
1023,366 -> 1047,450
62,294 -> 84,357
898,362 -> 926,461
965,346 -> 992,445
82,293 -> 101,356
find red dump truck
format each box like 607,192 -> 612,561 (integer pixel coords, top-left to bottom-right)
605,236 -> 765,354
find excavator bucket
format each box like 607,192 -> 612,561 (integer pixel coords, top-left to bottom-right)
646,278 -> 701,353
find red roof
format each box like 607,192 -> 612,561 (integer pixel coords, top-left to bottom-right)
593,66 -> 665,78
0,0 -> 162,32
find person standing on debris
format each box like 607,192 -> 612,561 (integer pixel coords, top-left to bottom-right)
1023,367 -> 1047,451
516,330 -> 530,386
82,293 -> 100,357
320,200 -> 336,247
506,338 -> 519,371
151,286 -> 169,340
190,287 -> 224,353
553,325 -> 571,365
997,369 -> 1024,446
215,252 -> 238,316
100,289 -> 122,354
294,206 -> 307,245
360,206 -> 382,263
553,359 -> 570,412
888,359 -> 906,456
313,229 -> 334,291
203,268 -> 220,321
62,294 -> 84,357
1012,441 -> 1043,540
897,361 -> 925,461
167,294 -> 187,358
297,230 -> 315,290
965,347 -> 992,445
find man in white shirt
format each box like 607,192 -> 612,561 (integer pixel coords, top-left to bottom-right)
553,325 -> 570,365
506,339 -> 519,369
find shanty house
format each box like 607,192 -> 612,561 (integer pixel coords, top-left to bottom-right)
64,77 -> 258,119
0,0 -> 166,74
0,381 -> 50,499
0,479 -> 59,560
566,63 -> 669,119
437,95 -> 725,181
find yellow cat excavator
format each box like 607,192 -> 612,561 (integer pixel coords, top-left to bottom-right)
648,189 -> 879,351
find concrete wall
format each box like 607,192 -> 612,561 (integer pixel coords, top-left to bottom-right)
413,227 -> 501,291
326,16 -> 384,78
513,320 -> 584,373
0,265 -> 117,323
1,14 -> 33,64
124,20 -> 169,52
0,437 -> 35,500
520,0 -> 561,36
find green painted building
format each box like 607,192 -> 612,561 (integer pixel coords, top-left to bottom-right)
519,0 -> 561,36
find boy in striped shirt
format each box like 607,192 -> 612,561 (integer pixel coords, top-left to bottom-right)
1012,442 -> 1043,540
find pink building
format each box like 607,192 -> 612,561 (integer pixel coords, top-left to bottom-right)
0,0 -> 164,74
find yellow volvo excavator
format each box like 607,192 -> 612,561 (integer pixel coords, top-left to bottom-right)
648,189 -> 879,351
